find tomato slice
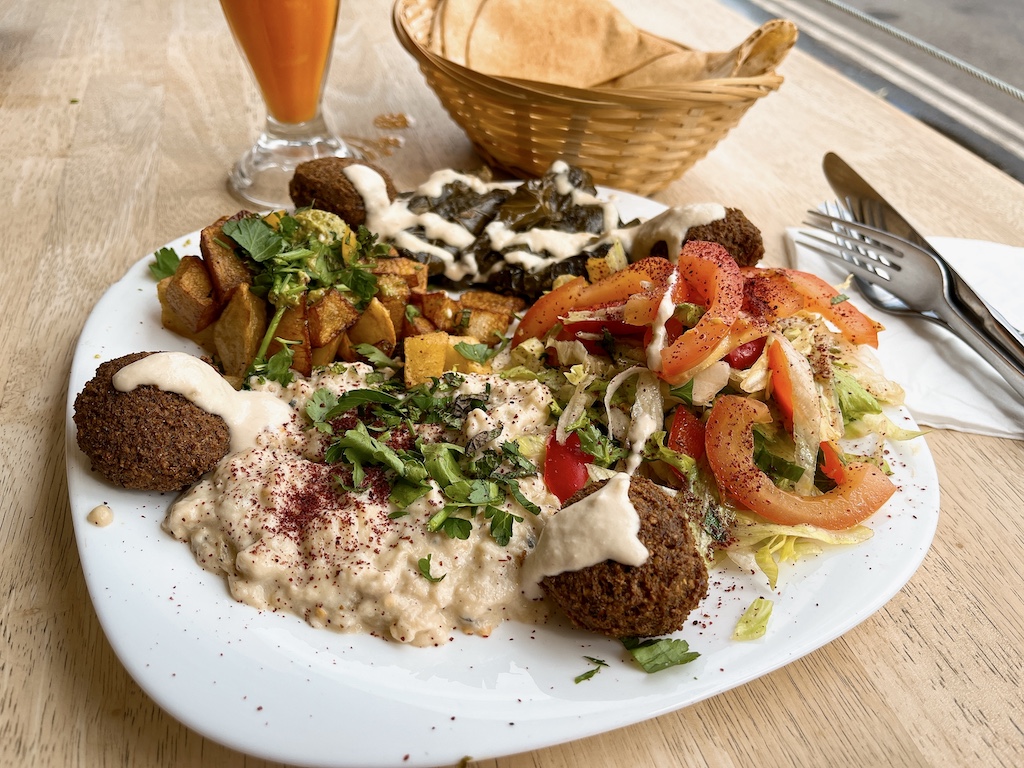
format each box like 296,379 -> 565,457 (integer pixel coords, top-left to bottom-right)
667,406 -> 705,462
512,276 -> 587,346
741,267 -> 882,348
543,431 -> 591,504
512,259 -> 676,346
818,440 -> 846,484
704,395 -> 895,530
556,317 -> 645,356
659,241 -> 744,384
766,337 -> 795,428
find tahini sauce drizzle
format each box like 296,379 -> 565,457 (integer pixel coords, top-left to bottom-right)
111,352 -> 293,452
341,161 -> 635,282
627,203 -> 726,261
521,472 -> 648,598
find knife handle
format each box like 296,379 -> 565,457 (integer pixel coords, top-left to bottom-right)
933,293 -> 1024,401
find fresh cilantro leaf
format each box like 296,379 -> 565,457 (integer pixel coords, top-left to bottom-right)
505,478 -> 541,515
390,478 -> 431,508
149,246 -> 180,280
484,506 -> 522,546
574,656 -> 608,683
305,389 -> 340,429
621,637 -> 700,673
427,507 -> 473,539
417,554 -> 446,583
223,217 -> 284,263
334,422 -> 406,476
453,334 -> 509,364
355,343 -> 403,369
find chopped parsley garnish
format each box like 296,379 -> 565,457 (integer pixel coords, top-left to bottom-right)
304,375 -> 541,546
149,246 -> 180,280
574,656 -> 608,683
622,637 -> 700,673
417,554 -> 446,583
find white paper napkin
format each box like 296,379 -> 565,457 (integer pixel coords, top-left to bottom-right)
785,229 -> 1024,440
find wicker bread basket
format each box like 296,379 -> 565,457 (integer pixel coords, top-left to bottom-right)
393,0 -> 786,195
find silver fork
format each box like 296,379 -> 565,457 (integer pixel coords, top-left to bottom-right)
817,201 -> 948,329
801,210 -> 1024,400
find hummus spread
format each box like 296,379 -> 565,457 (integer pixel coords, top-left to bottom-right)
164,364 -> 560,647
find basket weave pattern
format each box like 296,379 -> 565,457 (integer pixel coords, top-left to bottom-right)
393,0 -> 784,195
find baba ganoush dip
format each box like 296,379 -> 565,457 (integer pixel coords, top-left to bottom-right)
164,363 -> 559,647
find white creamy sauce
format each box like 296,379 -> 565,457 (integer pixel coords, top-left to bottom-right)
625,370 -> 664,475
87,504 -> 113,527
164,367 -> 560,647
112,352 -> 293,453
628,203 -> 726,262
646,269 -> 680,371
521,472 -> 648,598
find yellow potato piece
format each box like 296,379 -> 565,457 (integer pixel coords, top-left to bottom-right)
214,286 -> 268,380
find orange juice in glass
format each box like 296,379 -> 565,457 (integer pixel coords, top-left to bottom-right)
220,0 -> 358,208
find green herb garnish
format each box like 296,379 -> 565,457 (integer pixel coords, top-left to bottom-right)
574,656 -> 608,683
149,246 -> 180,280
622,637 -> 700,673
417,554 -> 446,582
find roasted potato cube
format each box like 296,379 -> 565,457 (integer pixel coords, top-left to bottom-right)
307,289 -> 359,347
157,277 -> 216,353
346,297 -> 397,356
460,290 -> 526,314
163,255 -> 219,333
403,331 -> 450,387
268,299 -> 312,377
463,308 -> 510,343
373,256 -> 428,292
418,290 -> 460,333
376,274 -> 412,335
214,285 -> 268,380
201,214 -> 252,303
311,333 -> 343,368
402,307 -> 436,338
444,335 -> 491,375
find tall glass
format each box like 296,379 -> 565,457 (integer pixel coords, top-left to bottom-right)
220,0 -> 359,209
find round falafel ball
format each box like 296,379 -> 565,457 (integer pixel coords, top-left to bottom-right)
289,157 -> 397,227
73,352 -> 231,492
541,475 -> 709,638
684,207 -> 765,267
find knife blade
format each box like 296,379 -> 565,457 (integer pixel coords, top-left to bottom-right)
821,152 -> 1024,369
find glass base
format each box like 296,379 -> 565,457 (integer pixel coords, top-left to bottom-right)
227,114 -> 361,210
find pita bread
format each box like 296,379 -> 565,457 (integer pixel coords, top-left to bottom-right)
429,0 -> 797,91
463,0 -> 680,88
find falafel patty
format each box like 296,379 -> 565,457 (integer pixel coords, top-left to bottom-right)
541,475 -> 709,638
289,157 -> 397,227
73,352 -> 230,491
684,207 -> 764,267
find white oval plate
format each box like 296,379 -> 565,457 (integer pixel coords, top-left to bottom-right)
66,192 -> 940,768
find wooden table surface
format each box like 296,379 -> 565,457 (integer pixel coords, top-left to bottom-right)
2,0 -> 1022,766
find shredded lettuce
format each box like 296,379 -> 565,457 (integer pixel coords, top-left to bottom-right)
733,597 -> 773,640
726,510 -> 874,589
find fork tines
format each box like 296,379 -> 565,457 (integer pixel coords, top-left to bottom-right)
801,210 -> 907,283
